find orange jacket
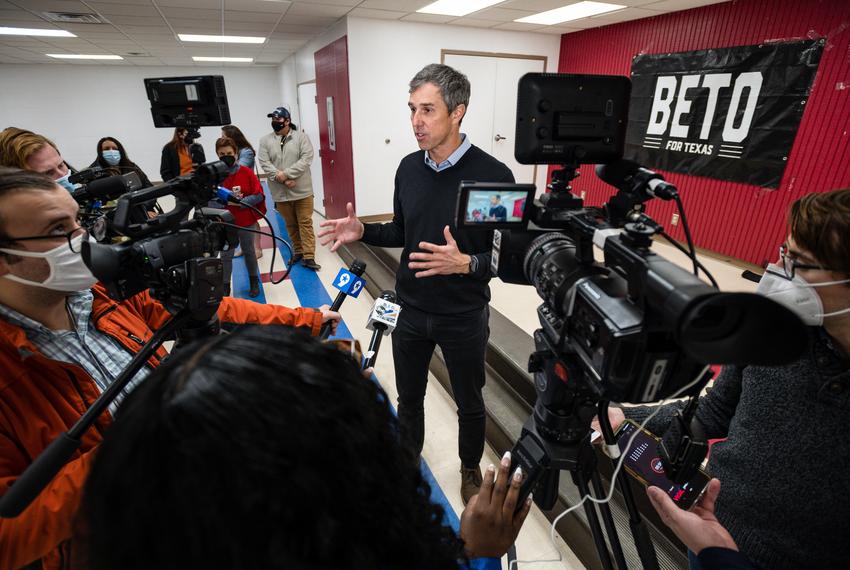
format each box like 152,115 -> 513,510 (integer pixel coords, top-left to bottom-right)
0,285 -> 322,570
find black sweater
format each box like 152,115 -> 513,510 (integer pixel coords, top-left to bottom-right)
627,328 -> 850,569
361,146 -> 514,314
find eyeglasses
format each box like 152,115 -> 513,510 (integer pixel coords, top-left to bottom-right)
776,244 -> 830,280
1,214 -> 107,253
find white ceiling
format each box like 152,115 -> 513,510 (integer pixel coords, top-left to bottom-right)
0,0 -> 728,66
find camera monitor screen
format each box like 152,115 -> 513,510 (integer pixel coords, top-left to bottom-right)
514,73 -> 631,165
145,75 -> 231,128
456,182 -> 535,230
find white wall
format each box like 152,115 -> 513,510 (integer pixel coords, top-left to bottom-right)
346,18 -> 561,217
0,64 -> 281,181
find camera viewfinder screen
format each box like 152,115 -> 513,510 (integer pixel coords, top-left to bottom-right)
464,190 -> 529,224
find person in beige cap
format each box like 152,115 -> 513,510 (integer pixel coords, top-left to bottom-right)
258,107 -> 320,271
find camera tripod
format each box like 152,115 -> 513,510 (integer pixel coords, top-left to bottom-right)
510,333 -> 661,570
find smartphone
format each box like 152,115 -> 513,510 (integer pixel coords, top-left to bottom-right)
616,420 -> 710,510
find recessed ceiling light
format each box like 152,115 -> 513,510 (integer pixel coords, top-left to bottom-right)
0,26 -> 75,37
46,54 -> 123,60
192,56 -> 253,63
417,0 -> 505,17
515,1 -> 626,25
178,34 -> 265,44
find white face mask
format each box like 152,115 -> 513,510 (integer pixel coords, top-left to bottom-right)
0,234 -> 98,292
756,263 -> 850,326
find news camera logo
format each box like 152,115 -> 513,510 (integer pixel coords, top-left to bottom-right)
641,71 -> 763,160
332,268 -> 365,298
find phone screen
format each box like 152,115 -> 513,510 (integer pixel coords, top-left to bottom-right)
617,420 -> 709,510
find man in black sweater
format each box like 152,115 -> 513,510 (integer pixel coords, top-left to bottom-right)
598,188 -> 850,569
319,64 -> 514,504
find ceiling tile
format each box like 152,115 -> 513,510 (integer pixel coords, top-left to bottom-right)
223,0 -> 292,13
86,3 -> 161,17
641,0 -> 728,10
358,0 -> 432,11
491,21 -> 547,31
285,2 -> 352,17
9,0 -> 90,12
400,13 -> 456,24
445,17 -> 498,28
0,9 -> 46,22
155,0 -> 222,8
347,7 -> 406,19
586,6 -> 659,23
103,15 -> 166,27
467,6 -> 536,21
159,7 -> 221,20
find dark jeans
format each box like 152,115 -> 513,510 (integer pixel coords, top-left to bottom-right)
391,303 -> 489,467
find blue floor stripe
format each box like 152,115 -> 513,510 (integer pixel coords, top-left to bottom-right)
233,183 -> 459,533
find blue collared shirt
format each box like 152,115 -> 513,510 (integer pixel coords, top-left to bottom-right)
424,133 -> 472,172
0,290 -> 151,411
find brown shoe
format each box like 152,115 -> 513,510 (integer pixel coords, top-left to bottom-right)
460,465 -> 483,506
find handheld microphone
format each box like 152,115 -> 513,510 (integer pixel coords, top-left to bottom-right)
363,290 -> 401,369
216,186 -> 241,204
319,259 -> 367,339
596,159 -> 678,201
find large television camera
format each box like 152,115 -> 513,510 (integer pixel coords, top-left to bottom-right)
455,73 -> 807,568
82,161 -> 237,324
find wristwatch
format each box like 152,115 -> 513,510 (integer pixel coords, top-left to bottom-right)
467,254 -> 478,276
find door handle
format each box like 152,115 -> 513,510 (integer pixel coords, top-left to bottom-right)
330,159 -> 335,166
494,134 -> 507,142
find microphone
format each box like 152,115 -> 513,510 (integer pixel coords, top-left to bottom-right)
363,290 -> 401,369
596,159 -> 678,200
319,259 -> 367,339
216,186 -> 241,204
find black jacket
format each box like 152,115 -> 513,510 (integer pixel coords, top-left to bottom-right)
160,143 -> 205,181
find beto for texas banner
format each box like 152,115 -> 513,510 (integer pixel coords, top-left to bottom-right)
625,40 -> 823,188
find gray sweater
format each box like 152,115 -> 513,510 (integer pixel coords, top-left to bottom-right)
627,328 -> 850,569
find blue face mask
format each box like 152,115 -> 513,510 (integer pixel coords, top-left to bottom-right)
102,149 -> 121,166
55,171 -> 76,193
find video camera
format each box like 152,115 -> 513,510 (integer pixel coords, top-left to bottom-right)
455,72 -> 806,567
82,161 -> 236,321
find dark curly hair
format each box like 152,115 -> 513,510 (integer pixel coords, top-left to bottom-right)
77,325 -> 467,570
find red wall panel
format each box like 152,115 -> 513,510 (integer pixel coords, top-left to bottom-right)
556,0 -> 850,266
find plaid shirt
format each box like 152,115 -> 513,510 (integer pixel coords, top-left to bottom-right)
0,290 -> 151,411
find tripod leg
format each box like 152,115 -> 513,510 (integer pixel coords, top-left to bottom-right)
574,470 -> 615,570
591,470 -> 628,570
615,468 -> 660,570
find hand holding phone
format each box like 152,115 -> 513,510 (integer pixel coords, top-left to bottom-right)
616,420 -> 710,510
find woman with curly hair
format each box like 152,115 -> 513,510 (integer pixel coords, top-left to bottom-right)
77,325 -> 529,569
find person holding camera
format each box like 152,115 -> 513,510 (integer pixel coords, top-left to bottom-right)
0,127 -> 77,191
258,107 -> 321,271
318,64 -> 515,505
596,188 -> 850,569
160,127 -> 206,182
0,167 -> 341,570
76,325 -> 532,570
215,136 -> 265,298
90,136 -> 153,188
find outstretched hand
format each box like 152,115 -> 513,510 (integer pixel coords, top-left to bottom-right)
408,225 -> 470,278
318,202 -> 364,253
460,452 -> 532,558
647,478 -> 738,555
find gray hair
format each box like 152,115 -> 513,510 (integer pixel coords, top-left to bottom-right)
409,64 -> 470,115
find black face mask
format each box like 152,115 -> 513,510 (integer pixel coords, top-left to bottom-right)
220,155 -> 236,167
272,121 -> 287,132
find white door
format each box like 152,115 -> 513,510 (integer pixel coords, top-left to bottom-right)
444,53 -> 545,188
297,82 -> 325,215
